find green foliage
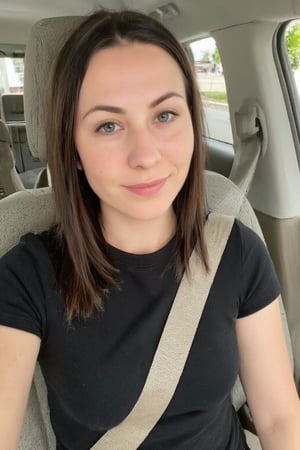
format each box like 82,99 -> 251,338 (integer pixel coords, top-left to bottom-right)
201,91 -> 227,102
212,47 -> 221,65
286,21 -> 300,70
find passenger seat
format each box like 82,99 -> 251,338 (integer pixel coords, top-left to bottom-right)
0,93 -> 46,188
0,119 -> 24,198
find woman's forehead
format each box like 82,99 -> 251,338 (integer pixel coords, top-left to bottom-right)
86,42 -> 181,75
77,42 -> 187,109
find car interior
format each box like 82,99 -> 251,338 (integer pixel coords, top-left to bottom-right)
0,0 -> 300,448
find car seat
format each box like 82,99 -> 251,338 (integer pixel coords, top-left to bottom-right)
0,15 -> 293,450
0,119 -> 24,198
0,93 -> 47,188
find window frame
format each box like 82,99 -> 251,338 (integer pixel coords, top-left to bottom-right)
274,20 -> 300,167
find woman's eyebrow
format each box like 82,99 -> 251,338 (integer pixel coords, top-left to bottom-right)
82,104 -> 124,119
149,91 -> 185,108
82,91 -> 184,120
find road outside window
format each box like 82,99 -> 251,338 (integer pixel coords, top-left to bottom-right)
188,37 -> 233,144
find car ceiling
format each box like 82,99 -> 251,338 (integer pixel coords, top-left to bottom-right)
0,0 -> 299,44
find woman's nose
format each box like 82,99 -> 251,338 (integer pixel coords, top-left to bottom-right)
127,127 -> 161,169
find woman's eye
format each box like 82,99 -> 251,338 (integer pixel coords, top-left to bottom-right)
156,111 -> 176,123
97,122 -> 120,134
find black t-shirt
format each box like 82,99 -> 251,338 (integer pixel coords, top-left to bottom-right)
0,220 -> 280,450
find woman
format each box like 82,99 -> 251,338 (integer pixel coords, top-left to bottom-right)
0,9 -> 299,450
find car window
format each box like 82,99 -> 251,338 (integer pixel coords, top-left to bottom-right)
0,56 -> 24,94
187,37 -> 233,144
278,19 -> 300,165
284,20 -> 300,95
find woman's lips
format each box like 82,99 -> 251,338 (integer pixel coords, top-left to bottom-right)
123,178 -> 167,196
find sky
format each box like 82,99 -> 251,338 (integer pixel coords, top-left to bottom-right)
190,37 -> 216,61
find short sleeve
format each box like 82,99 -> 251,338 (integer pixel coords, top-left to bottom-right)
237,221 -> 281,318
0,234 -> 50,339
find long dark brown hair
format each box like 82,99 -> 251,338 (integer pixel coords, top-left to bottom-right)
47,9 -> 208,322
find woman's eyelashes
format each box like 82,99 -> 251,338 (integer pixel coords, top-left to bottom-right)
96,121 -> 121,135
95,110 -> 179,134
155,110 -> 178,124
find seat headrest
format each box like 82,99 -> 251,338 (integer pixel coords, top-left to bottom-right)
0,94 -> 24,122
24,16 -> 84,162
0,119 -> 12,145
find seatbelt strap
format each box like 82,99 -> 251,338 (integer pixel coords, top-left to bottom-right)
229,100 -> 266,196
91,213 -> 235,450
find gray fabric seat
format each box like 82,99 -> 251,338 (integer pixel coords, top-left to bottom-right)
0,15 -> 293,450
0,119 -> 24,198
0,93 -> 45,187
0,93 -> 24,122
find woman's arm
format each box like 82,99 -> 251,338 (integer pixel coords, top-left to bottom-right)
0,325 -> 40,450
236,298 -> 300,450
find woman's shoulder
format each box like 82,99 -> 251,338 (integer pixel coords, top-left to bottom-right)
207,214 -> 267,265
0,227 -> 60,276
0,229 -> 61,339
228,218 -> 280,317
229,217 -> 266,256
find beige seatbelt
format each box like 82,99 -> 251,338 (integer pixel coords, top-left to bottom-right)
90,213 -> 235,450
229,99 -> 266,196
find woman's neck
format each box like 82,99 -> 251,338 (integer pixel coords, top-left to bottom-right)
101,209 -> 176,255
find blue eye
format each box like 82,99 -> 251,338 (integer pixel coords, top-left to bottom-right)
156,111 -> 176,123
98,122 -> 120,134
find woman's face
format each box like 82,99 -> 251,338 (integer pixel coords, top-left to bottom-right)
75,42 -> 194,229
